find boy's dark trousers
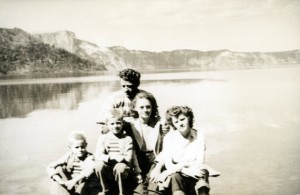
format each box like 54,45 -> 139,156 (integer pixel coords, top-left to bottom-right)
95,160 -> 130,195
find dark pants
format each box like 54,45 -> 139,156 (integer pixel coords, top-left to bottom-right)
132,178 -> 164,195
95,161 -> 130,195
132,151 -> 164,195
170,170 -> 210,195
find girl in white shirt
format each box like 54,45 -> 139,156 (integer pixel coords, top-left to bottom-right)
158,106 -> 219,195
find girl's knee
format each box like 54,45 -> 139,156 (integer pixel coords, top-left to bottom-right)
114,163 -> 128,174
94,161 -> 105,173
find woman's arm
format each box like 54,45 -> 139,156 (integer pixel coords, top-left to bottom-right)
158,133 -> 181,179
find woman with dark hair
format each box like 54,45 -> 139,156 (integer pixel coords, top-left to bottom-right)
125,91 -> 169,195
157,106 -> 219,195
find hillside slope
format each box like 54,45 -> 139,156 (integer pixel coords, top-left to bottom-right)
0,28 -> 106,74
34,31 -> 126,70
110,47 -> 300,70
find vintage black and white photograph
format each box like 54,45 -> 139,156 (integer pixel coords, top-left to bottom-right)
0,0 -> 299,194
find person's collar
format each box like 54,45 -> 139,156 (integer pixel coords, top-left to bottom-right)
178,128 -> 197,141
110,130 -> 125,138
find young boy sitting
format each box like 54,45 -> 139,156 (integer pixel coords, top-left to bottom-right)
94,108 -> 141,195
47,131 -> 95,195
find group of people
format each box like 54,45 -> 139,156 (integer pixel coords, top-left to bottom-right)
47,69 -> 219,195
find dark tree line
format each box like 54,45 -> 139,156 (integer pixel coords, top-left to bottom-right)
0,41 -> 106,74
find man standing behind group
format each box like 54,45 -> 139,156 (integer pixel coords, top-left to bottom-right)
96,68 -> 150,134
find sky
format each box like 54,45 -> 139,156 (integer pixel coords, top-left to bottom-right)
0,0 -> 299,52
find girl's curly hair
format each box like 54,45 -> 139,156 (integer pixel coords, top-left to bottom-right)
165,106 -> 194,129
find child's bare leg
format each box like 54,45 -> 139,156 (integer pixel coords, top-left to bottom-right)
113,163 -> 129,195
95,161 -> 110,194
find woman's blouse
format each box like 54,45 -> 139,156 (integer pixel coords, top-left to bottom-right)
162,129 -> 206,177
129,118 -> 161,154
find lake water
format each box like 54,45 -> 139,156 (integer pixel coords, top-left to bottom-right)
0,66 -> 300,195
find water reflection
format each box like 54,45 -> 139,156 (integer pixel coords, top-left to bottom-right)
0,71 -> 116,80
0,78 -> 211,119
0,81 -> 120,119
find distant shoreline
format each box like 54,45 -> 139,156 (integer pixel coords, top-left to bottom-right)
0,64 -> 299,86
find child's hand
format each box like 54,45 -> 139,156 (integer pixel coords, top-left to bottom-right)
56,179 -> 65,185
135,173 -> 143,184
52,175 -> 65,185
149,166 -> 161,183
157,170 -> 170,182
64,179 -> 77,190
161,124 -> 170,135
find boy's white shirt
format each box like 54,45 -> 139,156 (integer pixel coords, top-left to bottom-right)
95,89 -> 148,124
95,131 -> 132,163
95,130 -> 142,174
47,151 -> 94,179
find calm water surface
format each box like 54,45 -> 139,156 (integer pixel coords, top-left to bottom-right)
0,67 -> 300,194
